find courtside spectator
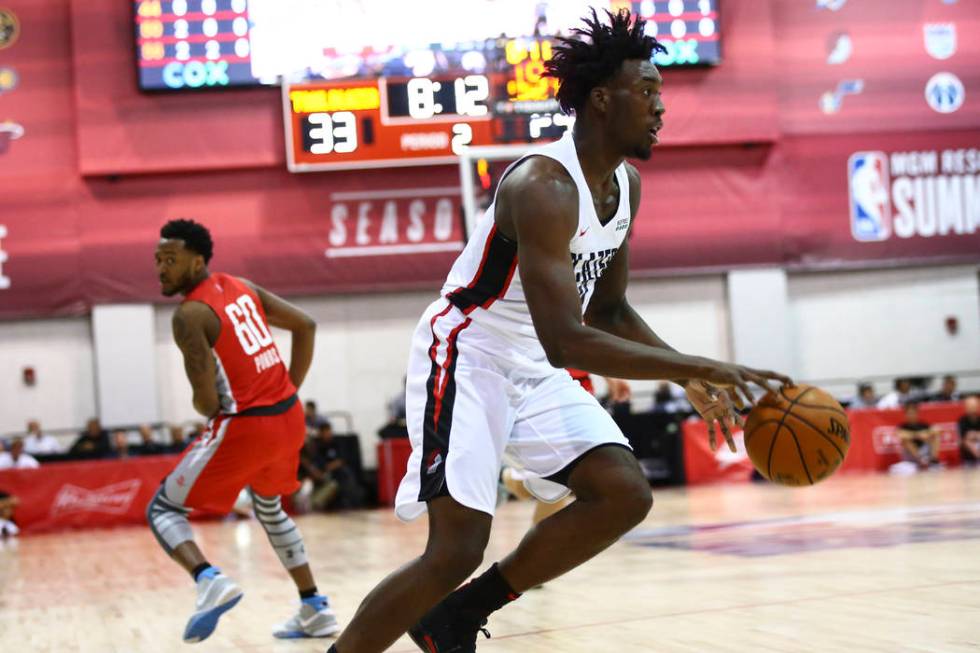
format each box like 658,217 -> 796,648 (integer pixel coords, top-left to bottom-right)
0,490 -> 19,537
378,379 -> 410,440
651,381 -> 685,414
958,396 -> 980,466
927,374 -> 959,403
111,430 -> 132,459
188,422 -> 207,442
22,420 -> 60,455
166,424 -> 189,454
386,378 -> 407,424
68,418 -> 112,459
304,400 -> 330,436
0,438 -> 40,470
848,382 -> 878,409
897,403 -> 941,470
134,424 -> 166,456
301,421 -> 364,510
877,378 -> 917,409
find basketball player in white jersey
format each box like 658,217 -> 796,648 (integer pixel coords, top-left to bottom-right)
328,10 -> 790,653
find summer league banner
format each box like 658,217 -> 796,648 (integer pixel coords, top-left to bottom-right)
4,130 -> 978,319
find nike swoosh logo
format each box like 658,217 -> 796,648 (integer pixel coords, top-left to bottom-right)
579,228 -> 589,237
300,614 -> 322,627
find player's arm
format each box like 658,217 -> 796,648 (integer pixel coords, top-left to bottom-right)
505,161 -> 788,406
584,164 -> 677,352
246,281 -> 316,389
584,164 -> 750,448
172,302 -> 220,418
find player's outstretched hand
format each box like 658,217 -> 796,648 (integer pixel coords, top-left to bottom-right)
685,380 -> 742,453
703,363 -> 792,408
695,364 -> 793,451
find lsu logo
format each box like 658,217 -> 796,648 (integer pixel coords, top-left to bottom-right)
848,151 -> 891,242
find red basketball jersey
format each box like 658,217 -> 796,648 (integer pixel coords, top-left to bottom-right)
184,273 -> 295,414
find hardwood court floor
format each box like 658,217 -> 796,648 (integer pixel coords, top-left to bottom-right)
2,470 -> 979,652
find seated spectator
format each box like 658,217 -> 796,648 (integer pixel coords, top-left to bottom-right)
651,381 -> 687,415
133,424 -> 166,456
378,379 -> 410,440
848,382 -> 878,409
601,377 -> 633,419
111,430 -> 132,459
927,374 -> 960,403
301,421 -> 364,510
897,403 -> 940,470
877,378 -> 918,409
387,378 -> 407,424
959,396 -> 980,466
166,424 -> 189,454
22,420 -> 61,455
188,422 -> 206,442
0,490 -> 19,537
304,400 -> 330,437
68,418 -> 112,459
0,437 -> 40,470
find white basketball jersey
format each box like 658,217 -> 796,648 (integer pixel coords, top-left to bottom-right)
441,131 -> 632,374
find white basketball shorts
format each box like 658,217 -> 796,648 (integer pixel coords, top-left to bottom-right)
394,298 -> 632,521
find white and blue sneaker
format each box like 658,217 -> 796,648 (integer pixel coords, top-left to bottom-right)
183,568 -> 244,643
273,595 -> 341,639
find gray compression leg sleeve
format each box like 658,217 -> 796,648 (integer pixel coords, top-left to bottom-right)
250,489 -> 308,569
146,485 -> 194,555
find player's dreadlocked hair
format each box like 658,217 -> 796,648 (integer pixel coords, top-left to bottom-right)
160,218 -> 214,263
545,9 -> 666,115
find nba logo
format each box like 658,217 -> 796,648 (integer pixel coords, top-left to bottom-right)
847,151 -> 891,242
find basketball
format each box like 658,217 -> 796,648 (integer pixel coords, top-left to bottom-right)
744,384 -> 850,486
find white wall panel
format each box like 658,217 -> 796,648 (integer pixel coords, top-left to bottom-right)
0,317 -> 96,435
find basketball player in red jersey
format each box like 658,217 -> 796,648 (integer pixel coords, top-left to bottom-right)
328,11 -> 790,653
149,219 -> 340,644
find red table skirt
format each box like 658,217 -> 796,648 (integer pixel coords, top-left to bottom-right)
0,455 -> 181,534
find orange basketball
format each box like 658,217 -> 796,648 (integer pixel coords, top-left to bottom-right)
744,384 -> 850,486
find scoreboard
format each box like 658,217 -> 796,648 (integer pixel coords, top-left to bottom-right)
136,1 -> 721,92
134,0 -> 722,170
135,0 -> 257,90
283,37 -> 586,171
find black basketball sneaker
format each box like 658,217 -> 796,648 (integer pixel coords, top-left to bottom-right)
408,596 -> 491,653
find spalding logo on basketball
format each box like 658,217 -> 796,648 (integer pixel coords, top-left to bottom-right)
744,384 -> 850,486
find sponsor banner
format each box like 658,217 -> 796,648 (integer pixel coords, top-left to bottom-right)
50,479 -> 141,516
681,403 -> 966,485
4,134 -> 980,318
0,456 -> 179,533
780,130 -> 980,267
848,146 -> 980,241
